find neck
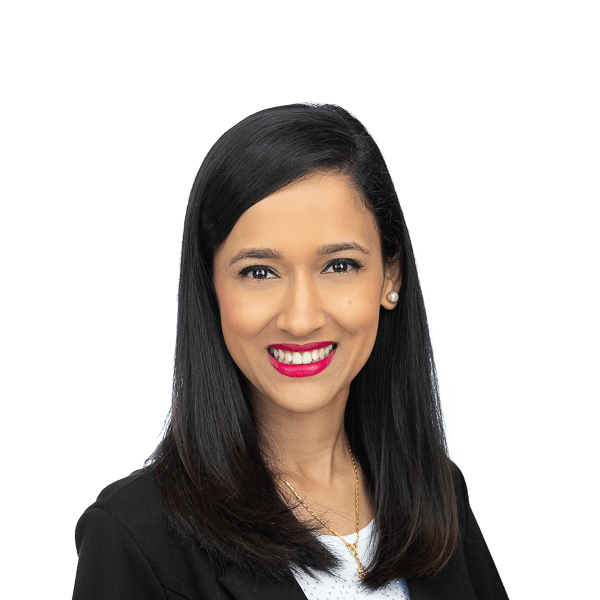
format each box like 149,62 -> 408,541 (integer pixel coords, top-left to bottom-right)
250,385 -> 374,535
252,389 -> 350,486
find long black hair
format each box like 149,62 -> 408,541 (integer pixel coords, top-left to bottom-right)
150,103 -> 458,588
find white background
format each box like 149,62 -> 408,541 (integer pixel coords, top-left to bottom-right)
1,1 -> 598,598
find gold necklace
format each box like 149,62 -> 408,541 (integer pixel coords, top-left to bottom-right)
276,438 -> 369,582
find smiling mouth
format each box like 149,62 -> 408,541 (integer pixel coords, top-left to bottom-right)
268,343 -> 337,365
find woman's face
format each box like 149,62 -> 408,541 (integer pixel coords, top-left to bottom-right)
213,172 -> 400,419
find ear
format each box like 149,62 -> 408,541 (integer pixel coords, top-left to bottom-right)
380,258 -> 402,310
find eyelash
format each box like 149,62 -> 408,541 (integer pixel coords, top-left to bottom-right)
238,258 -> 365,281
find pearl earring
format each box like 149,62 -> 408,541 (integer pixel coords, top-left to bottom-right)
386,291 -> 399,303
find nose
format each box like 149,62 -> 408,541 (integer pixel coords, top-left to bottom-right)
275,274 -> 327,338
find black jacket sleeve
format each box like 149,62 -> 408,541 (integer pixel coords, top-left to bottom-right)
408,466 -> 509,600
73,507 -> 167,600
457,468 -> 509,599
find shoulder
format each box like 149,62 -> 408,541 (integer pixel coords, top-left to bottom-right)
81,467 -> 163,533
450,462 -> 470,518
74,467 -> 226,600
76,467 -> 170,563
447,463 -> 509,599
450,461 -> 468,492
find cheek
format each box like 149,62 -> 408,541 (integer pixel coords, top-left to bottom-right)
355,302 -> 381,343
218,294 -> 270,350
333,284 -> 382,343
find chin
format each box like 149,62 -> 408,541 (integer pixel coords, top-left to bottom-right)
250,379 -> 350,417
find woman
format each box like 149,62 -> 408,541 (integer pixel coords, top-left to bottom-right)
73,103 -> 508,599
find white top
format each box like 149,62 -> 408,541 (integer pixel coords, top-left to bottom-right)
293,520 -> 410,599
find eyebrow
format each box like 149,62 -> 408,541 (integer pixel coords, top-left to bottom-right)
229,248 -> 284,266
316,242 -> 371,256
228,242 -> 370,267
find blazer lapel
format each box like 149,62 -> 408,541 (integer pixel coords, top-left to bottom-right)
218,566 -> 308,600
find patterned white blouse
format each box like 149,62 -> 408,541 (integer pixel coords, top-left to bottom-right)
293,520 -> 410,599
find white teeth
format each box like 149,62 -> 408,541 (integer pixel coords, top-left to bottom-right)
270,344 -> 336,365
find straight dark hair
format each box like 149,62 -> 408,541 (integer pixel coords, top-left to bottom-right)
150,103 -> 459,588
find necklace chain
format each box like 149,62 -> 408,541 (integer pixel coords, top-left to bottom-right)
276,437 -> 368,581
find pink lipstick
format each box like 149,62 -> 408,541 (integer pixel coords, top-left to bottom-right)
267,341 -> 337,378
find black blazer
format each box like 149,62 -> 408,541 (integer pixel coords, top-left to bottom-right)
73,466 -> 508,600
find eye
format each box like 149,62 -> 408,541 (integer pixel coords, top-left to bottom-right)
323,258 -> 364,274
239,265 -> 278,281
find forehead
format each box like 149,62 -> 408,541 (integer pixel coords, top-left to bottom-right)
218,173 -> 380,256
